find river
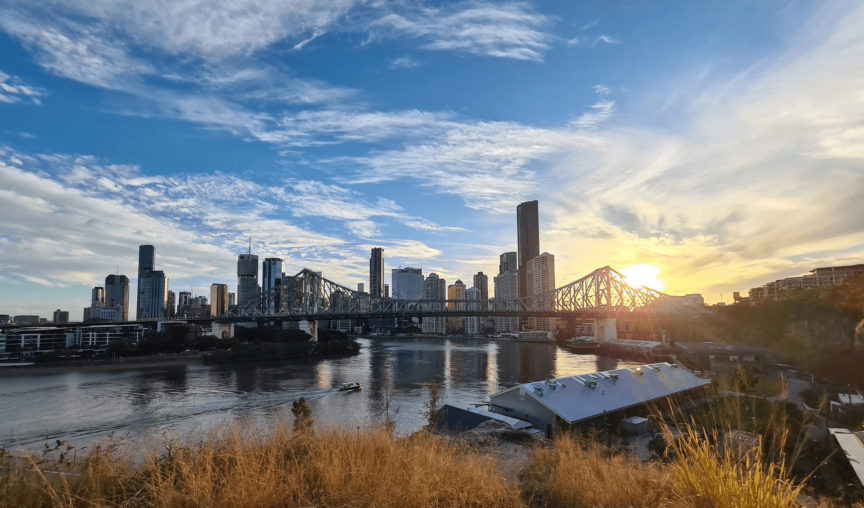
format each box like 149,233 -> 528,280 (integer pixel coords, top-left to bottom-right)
0,337 -> 640,451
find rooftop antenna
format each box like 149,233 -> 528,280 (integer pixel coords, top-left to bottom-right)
248,236 -> 252,255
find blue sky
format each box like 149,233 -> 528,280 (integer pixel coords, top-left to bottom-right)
1,0 -> 863,319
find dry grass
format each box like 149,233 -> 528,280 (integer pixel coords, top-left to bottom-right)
666,428 -> 803,508
0,425 -> 520,508
0,416 -> 818,507
520,425 -> 805,508
520,437 -> 672,507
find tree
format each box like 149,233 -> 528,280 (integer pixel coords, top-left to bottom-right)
423,382 -> 442,429
292,397 -> 313,433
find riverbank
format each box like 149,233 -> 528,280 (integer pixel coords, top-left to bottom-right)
0,352 -> 208,376
0,338 -> 360,375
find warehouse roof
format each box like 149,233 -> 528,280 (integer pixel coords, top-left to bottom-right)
491,362 -> 710,424
829,428 -> 864,487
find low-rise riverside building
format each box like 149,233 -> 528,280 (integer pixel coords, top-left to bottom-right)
489,362 -> 710,434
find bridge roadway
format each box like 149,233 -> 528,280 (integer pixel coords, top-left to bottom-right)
0,308 -> 642,332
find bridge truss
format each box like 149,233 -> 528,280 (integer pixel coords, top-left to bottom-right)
224,266 -> 668,321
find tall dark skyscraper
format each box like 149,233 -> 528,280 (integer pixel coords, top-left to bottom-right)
105,274 -> 130,321
262,258 -> 283,313
369,247 -> 384,298
473,272 -> 489,303
517,200 -> 539,298
499,252 -> 517,275
136,245 -> 154,319
136,245 -> 168,319
237,252 -> 259,307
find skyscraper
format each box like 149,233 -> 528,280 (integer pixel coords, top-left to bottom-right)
262,258 -> 283,313
369,247 -> 384,298
493,271 -> 519,333
517,200 -> 539,298
177,291 -> 191,317
136,245 -> 155,320
447,280 -> 466,334
166,290 -> 176,318
210,283 -> 229,317
138,270 -> 168,319
499,252 -> 517,275
527,252 -> 556,331
392,267 -> 424,300
91,286 -> 105,305
422,273 -> 446,335
473,272 -> 489,303
237,251 -> 259,308
466,287 -> 481,335
357,283 -> 365,294
105,274 -> 130,321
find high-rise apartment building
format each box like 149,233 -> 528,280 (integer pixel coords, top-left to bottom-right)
91,286 -> 105,305
422,273 -> 447,334
52,309 -> 69,323
237,252 -> 259,308
105,274 -> 129,321
392,267 -> 424,300
369,247 -> 385,298
210,283 -> 229,317
466,287 -> 481,335
527,252 -> 556,331
166,290 -> 176,318
473,272 -> 489,304
262,258 -> 283,313
517,200 -> 540,299
493,271 -> 519,333
499,252 -> 518,275
177,291 -> 191,317
447,280 -> 466,334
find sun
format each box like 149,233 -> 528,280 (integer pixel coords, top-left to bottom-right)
619,264 -> 665,292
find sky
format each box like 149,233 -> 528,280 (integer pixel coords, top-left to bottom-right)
1,0 -> 863,320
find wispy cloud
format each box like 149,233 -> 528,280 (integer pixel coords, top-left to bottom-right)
0,148 -> 463,293
0,11 -> 152,90
567,34 -> 621,48
0,69 -> 43,104
592,83 -> 612,95
390,56 -> 420,69
24,0 -> 358,60
370,2 -> 552,61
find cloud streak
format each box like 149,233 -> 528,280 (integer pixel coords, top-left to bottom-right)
370,2 -> 552,61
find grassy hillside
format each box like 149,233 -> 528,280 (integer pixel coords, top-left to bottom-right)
0,417 -> 834,508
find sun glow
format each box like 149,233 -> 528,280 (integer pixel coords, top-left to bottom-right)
619,264 -> 665,292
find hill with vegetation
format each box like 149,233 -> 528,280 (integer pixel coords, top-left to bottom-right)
658,274 -> 864,386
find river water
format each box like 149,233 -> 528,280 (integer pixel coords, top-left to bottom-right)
0,337 -> 640,451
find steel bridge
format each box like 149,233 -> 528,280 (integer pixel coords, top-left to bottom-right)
224,265 -> 668,321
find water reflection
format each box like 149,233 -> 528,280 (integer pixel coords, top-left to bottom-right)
0,337 -> 640,451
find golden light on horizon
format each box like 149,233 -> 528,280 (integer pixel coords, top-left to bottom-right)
620,264 -> 665,292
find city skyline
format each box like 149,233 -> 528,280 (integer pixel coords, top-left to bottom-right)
2,1 -> 864,318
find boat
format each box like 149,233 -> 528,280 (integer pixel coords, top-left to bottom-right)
339,382 -> 363,392
563,336 -> 600,352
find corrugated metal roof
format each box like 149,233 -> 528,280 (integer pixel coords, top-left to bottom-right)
467,407 -> 533,429
829,428 -> 864,487
491,362 -> 710,424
